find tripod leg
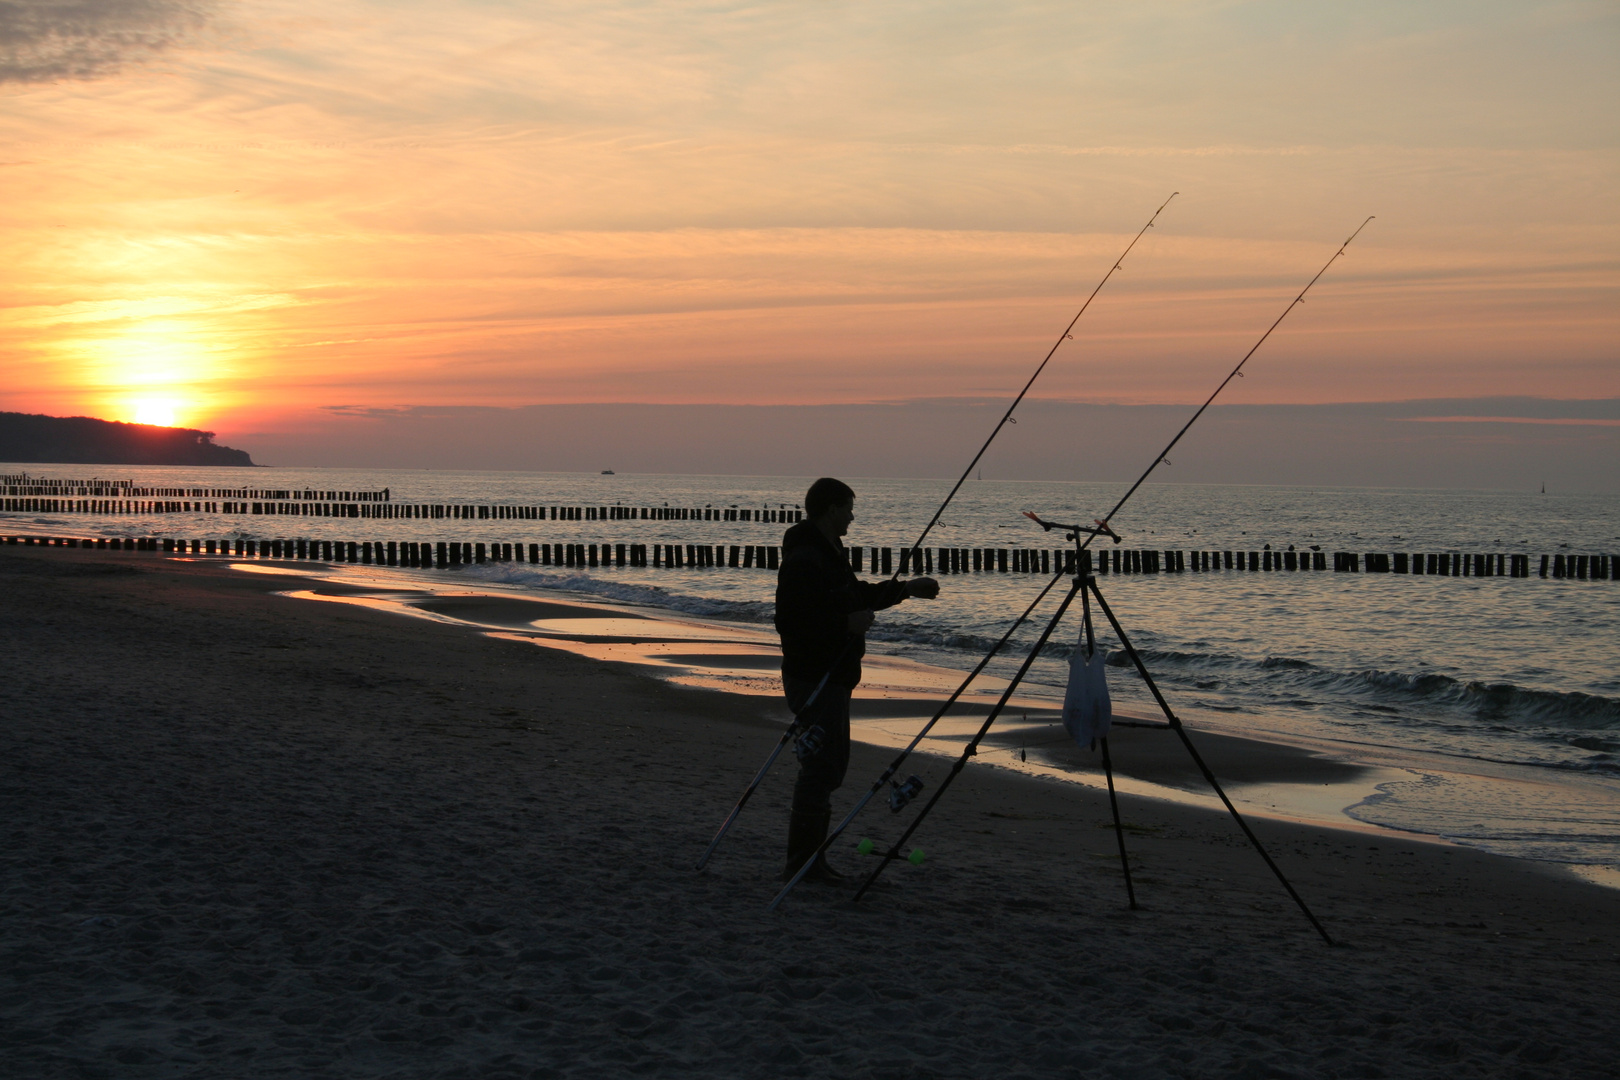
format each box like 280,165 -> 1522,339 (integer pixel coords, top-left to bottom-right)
1099,737 -> 1137,910
1087,581 -> 1333,946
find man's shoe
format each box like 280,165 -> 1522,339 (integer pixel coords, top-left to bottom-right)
805,855 -> 847,885
803,809 -> 846,884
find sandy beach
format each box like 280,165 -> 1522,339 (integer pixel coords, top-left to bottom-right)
3,543 -> 1618,1079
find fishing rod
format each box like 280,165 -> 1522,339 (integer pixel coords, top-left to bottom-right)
693,665 -> 836,871
765,198 -> 1195,900
842,218 -> 1376,908
771,220 -> 1374,907
696,194 -> 1178,871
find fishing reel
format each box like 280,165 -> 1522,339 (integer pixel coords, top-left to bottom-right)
888,774 -> 925,813
793,724 -> 826,763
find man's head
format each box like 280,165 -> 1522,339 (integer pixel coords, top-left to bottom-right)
805,477 -> 855,539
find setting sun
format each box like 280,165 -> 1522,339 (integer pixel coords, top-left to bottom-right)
131,399 -> 181,428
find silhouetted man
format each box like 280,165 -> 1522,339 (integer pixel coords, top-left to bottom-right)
774,477 -> 939,883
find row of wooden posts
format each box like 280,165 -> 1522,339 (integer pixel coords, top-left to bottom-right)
6,534 -> 1615,581
1,497 -> 803,523
0,481 -> 390,501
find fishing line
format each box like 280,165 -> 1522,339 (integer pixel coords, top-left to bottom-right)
700,194 -> 1179,871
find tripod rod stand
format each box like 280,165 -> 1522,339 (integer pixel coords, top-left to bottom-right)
852,515 -> 1333,946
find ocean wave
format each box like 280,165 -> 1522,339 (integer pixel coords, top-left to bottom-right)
1080,644 -> 1620,733
461,565 -> 776,623
1333,669 -> 1620,732
884,621 -> 1619,735
466,562 -> 1619,736
1347,773 -> 1620,863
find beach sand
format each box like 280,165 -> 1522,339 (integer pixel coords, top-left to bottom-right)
3,543 -> 1617,1079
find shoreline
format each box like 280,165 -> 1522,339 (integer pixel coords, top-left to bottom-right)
4,543 -> 1619,1078
244,554 -> 1620,881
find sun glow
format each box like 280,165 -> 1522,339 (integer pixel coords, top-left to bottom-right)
131,399 -> 182,428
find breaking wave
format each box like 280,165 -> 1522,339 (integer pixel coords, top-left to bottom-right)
1345,669 -> 1620,730
460,564 -> 776,624
1100,645 -> 1620,734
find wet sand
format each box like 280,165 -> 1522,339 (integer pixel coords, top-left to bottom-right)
326,583 -> 1384,823
3,543 -> 1618,1079
412,595 -> 654,625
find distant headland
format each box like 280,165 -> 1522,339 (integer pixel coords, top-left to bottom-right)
0,412 -> 256,467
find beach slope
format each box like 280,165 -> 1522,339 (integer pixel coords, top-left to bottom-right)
2,545 -> 1616,1079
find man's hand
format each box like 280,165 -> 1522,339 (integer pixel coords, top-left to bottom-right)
906,577 -> 940,600
847,609 -> 875,634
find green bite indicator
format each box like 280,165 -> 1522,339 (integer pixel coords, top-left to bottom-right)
856,838 -> 874,855
908,848 -> 925,865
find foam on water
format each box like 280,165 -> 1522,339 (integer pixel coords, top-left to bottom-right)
1346,770 -> 1620,865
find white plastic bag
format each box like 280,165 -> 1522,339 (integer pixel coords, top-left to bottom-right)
1062,638 -> 1112,747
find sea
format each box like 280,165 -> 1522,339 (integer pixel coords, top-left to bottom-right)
6,463 -> 1619,878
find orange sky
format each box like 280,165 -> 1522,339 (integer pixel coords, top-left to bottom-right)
2,0 -> 1615,445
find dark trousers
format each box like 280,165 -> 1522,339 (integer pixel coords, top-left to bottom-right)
783,676 -> 852,817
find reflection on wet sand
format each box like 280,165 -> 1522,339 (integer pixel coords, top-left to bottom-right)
389,591 -> 1392,830
412,595 -> 651,624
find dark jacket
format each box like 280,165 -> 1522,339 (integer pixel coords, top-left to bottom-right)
775,520 -> 908,688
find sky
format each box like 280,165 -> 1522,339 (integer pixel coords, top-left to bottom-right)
234,398 -> 1618,493
1,0 -> 1616,483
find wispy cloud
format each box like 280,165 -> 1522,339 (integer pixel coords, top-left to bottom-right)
0,0 -> 220,85
0,292 -> 296,327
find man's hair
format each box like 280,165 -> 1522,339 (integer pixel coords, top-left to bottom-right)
804,477 -> 855,521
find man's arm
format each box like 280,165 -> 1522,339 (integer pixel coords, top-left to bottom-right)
850,576 -> 938,612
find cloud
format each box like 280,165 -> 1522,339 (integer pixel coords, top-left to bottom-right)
0,291 -> 296,327
0,0 -> 219,85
